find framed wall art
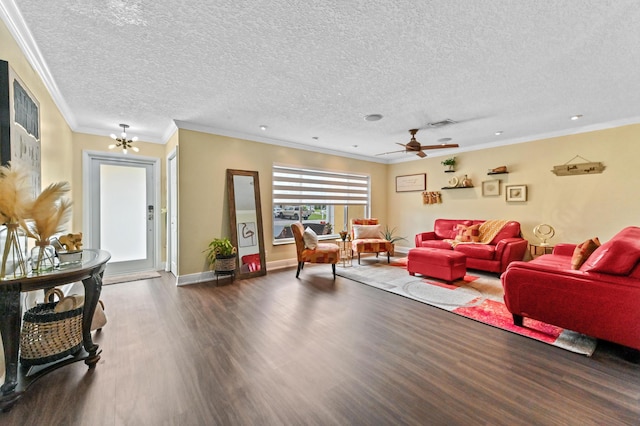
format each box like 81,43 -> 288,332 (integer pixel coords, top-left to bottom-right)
0,60 -> 41,197
482,180 -> 500,197
396,173 -> 426,192
505,184 -> 527,202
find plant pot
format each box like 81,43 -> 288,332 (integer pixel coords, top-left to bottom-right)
215,254 -> 237,274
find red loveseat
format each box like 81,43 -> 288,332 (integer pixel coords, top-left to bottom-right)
501,226 -> 640,351
414,219 -> 527,274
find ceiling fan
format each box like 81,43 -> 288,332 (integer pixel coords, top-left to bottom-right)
377,128 -> 459,158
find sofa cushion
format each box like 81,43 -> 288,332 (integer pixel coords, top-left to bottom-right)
630,262 -> 640,279
454,243 -> 495,260
434,219 -> 472,240
455,223 -> 481,242
418,240 -> 453,250
581,227 -> 640,275
303,227 -> 318,249
571,237 -> 601,270
488,221 -> 521,244
353,224 -> 382,239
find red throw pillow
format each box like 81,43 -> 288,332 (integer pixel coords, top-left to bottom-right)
571,237 -> 600,270
455,224 -> 480,243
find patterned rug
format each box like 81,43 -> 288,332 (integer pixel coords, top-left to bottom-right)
336,258 -> 597,356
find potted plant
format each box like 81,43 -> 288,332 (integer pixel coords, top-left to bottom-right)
441,157 -> 456,172
382,225 -> 407,257
204,237 -> 238,274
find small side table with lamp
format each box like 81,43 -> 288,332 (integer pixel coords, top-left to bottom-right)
529,224 -> 555,259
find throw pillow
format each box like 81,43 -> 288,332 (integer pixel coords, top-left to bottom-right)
454,223 -> 481,243
353,224 -> 382,240
571,237 -> 601,270
302,227 -> 318,249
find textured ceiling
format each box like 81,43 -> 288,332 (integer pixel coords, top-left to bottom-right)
3,0 -> 640,163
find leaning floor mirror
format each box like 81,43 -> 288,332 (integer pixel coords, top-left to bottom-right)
226,169 -> 267,279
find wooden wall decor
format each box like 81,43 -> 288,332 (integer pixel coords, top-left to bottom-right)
551,155 -> 605,176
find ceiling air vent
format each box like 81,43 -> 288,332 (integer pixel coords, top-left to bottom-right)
427,119 -> 457,128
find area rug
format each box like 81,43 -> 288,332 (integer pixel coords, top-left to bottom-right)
103,271 -> 161,285
336,258 -> 597,356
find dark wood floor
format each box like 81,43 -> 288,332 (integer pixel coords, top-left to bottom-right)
3,264 -> 640,425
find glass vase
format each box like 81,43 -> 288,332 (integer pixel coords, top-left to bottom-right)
31,240 -> 57,272
0,222 -> 29,280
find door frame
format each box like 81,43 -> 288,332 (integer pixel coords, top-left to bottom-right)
82,150 -> 162,272
166,148 -> 178,276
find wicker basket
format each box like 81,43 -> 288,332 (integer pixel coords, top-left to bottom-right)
214,254 -> 237,273
20,288 -> 84,366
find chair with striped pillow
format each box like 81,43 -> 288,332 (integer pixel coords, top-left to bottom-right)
350,218 -> 392,264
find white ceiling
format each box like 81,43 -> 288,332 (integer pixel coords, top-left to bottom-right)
3,0 -> 640,163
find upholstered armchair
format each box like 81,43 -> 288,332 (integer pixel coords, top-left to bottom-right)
291,222 -> 340,278
350,218 -> 392,264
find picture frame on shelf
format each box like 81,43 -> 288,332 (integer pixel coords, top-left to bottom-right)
505,184 -> 527,202
482,180 -> 500,196
395,173 -> 426,192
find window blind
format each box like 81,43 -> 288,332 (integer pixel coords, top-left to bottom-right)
272,164 -> 370,206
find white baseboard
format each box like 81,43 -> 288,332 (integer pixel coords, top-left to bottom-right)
176,258 -> 297,286
174,251 -> 413,286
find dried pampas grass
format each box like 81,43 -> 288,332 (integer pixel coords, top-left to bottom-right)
0,163 -> 33,224
24,181 -> 72,243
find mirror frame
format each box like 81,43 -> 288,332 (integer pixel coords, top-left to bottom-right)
226,169 -> 267,279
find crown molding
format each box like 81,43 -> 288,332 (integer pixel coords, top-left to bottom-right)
174,120 -> 389,164
0,0 -> 77,128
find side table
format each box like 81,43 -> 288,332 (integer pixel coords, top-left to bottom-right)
335,239 -> 353,268
0,249 -> 110,413
529,243 -> 554,259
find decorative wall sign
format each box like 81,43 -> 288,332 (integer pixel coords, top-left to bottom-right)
396,173 -> 426,192
0,60 -> 41,197
551,155 -> 605,176
505,185 -> 527,202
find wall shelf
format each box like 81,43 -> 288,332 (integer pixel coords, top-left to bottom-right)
441,186 -> 474,190
487,171 -> 509,175
444,170 -> 456,173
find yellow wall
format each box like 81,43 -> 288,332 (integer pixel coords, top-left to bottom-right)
1,19 -> 72,194
387,124 -> 640,249
176,128 -> 388,275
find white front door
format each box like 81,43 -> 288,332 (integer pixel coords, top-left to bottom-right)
84,151 -> 159,275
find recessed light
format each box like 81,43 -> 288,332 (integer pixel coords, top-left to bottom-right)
495,131 -> 503,135
259,125 -> 268,131
312,136 -> 319,140
352,145 -> 358,148
364,114 -> 383,122
437,137 -> 452,143
570,115 -> 583,121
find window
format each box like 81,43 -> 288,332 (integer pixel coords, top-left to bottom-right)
272,164 -> 370,243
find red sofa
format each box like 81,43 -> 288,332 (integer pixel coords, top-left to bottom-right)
415,219 -> 527,274
501,226 -> 640,351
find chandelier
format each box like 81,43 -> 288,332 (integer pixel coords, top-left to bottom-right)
109,124 -> 139,154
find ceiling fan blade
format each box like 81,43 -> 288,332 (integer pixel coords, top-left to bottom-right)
419,143 -> 460,150
416,151 -> 427,158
